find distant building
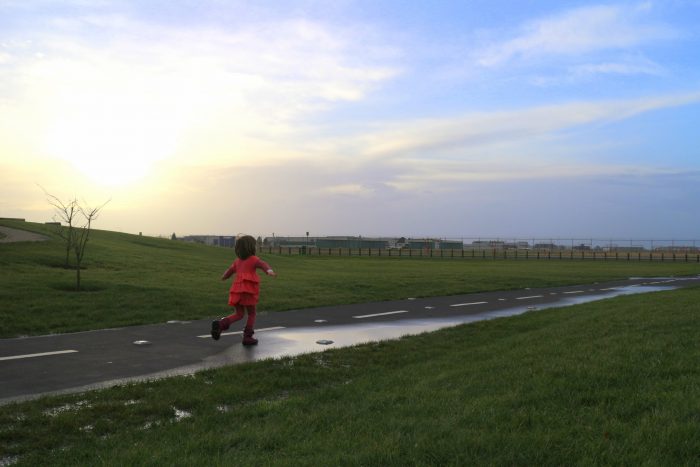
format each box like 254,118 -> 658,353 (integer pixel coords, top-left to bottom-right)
654,245 -> 700,253
265,236 -> 391,249
262,236 -> 468,250
407,239 -> 463,250
182,235 -> 235,247
470,240 -> 532,249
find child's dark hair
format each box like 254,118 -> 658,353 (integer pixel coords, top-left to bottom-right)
235,235 -> 257,260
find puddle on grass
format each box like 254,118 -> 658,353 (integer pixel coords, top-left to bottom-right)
43,400 -> 91,417
173,407 -> 192,422
0,455 -> 19,467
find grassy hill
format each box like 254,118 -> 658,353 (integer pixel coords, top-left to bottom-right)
2,219 -> 700,338
2,220 -> 700,464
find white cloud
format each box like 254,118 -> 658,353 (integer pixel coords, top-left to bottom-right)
570,55 -> 666,77
352,92 -> 700,162
384,160 -> 688,192
475,3 -> 675,67
320,183 -> 375,197
1,13 -> 402,177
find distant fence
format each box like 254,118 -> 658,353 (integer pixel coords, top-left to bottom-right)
259,246 -> 700,262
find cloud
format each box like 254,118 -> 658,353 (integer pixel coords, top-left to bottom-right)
1,12 -> 402,173
569,55 -> 666,78
352,92 -> 700,162
475,3 -> 676,67
321,183 -> 375,197
384,161 -> 690,193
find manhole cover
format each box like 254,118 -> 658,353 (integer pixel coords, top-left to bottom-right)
316,340 -> 334,345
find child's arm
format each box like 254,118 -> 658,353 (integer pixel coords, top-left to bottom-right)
256,258 -> 277,277
221,262 -> 237,280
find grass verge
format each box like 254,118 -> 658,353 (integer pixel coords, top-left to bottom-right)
2,220 -> 700,338
1,287 -> 699,465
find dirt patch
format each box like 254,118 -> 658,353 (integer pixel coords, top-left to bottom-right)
0,226 -> 50,243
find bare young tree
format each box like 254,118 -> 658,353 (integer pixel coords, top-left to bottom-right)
40,185 -> 79,268
41,186 -> 109,290
72,200 -> 109,291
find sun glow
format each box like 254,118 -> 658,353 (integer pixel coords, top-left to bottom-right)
42,89 -> 184,186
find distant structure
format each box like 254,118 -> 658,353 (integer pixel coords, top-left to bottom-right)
174,234 -> 699,254
181,235 -> 235,247
264,236 -> 465,250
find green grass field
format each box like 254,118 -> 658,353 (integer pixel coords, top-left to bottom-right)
2,220 -> 700,465
2,219 -> 699,338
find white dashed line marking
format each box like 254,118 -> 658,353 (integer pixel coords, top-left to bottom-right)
515,295 -> 543,300
353,310 -> 410,319
450,301 -> 488,307
563,290 -> 584,294
197,326 -> 285,338
0,350 -> 78,361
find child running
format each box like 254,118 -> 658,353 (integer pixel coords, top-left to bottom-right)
211,235 -> 276,345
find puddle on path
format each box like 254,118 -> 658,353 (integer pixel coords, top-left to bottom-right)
208,284 -> 676,366
21,283 -> 676,400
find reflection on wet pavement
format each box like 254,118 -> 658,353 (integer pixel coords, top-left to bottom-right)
205,284 -> 676,368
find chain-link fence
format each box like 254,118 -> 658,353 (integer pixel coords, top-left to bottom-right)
256,236 -> 700,262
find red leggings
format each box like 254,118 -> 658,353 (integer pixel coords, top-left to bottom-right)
220,305 -> 256,330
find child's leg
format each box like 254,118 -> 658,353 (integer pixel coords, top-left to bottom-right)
242,305 -> 258,345
221,305 -> 245,330
245,305 -> 256,329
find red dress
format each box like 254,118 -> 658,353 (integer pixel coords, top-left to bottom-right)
222,256 -> 272,306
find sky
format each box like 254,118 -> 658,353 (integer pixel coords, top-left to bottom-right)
1,0 -> 699,240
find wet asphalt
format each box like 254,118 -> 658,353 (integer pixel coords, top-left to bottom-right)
1,276 -> 699,405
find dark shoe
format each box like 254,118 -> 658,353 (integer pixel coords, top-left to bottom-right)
211,320 -> 222,340
242,326 -> 258,346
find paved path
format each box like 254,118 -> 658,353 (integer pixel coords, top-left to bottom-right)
0,226 -> 49,243
1,276 -> 699,405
